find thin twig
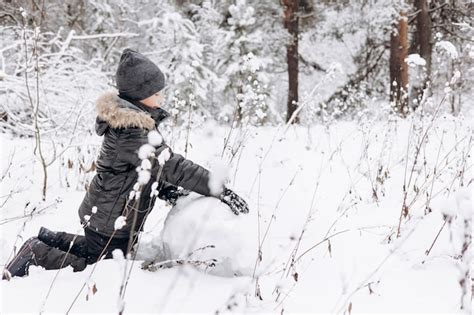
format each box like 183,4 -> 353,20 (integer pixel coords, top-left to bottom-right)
424,219 -> 448,257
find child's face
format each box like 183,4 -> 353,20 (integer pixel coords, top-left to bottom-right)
140,91 -> 165,108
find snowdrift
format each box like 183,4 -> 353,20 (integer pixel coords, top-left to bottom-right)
144,193 -> 258,277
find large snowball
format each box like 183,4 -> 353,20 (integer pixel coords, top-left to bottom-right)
160,193 -> 257,277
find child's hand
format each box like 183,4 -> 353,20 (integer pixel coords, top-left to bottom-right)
219,188 -> 249,215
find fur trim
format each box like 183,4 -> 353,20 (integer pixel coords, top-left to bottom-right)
96,92 -> 155,130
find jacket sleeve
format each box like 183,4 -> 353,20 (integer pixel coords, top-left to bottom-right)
117,128 -> 214,197
154,145 -> 213,196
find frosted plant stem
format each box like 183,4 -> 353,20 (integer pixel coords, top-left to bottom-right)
21,7 -> 49,201
228,123 -> 250,165
424,219 -> 448,257
40,227 -> 87,314
397,96 -> 446,237
456,135 -> 472,187
294,229 -> 350,264
66,230 -> 118,314
221,104 -> 239,159
258,169 -> 299,256
145,257 -> 217,270
0,201 -> 56,225
2,205 -> 39,279
118,163 -> 164,311
184,99 -> 192,158
252,168 -> 262,298
334,220 -> 420,314
231,147 -> 245,187
69,32 -> 139,40
247,72 -> 336,197
446,135 -> 472,193
403,135 -> 470,212
425,131 -> 445,213
0,148 -> 15,183
273,226 -> 391,311
274,158 -> 324,303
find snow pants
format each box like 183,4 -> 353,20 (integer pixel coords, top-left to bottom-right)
24,228 -> 131,272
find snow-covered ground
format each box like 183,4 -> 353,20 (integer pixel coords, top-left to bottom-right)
0,110 -> 472,314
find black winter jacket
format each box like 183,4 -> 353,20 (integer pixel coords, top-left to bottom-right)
78,92 -> 213,238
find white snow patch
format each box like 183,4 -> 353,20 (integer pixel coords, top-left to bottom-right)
159,193 -> 258,277
406,54 -> 426,67
436,40 -> 458,59
438,187 -> 472,220
112,248 -> 125,262
208,161 -> 229,196
140,159 -> 152,170
137,170 -> 151,185
157,148 -> 171,165
150,181 -> 160,197
114,216 -> 127,230
147,130 -> 163,146
0,117 -> 471,313
450,70 -> 461,85
138,144 -> 155,160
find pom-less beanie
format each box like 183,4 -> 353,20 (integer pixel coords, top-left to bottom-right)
116,48 -> 165,100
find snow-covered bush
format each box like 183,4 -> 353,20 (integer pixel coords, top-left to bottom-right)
146,7 -> 216,121
235,52 -> 269,125
59,144 -> 100,191
217,0 -> 279,124
0,26 -> 107,137
298,0 -> 396,120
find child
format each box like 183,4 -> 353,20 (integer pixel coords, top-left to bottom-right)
3,49 -> 248,279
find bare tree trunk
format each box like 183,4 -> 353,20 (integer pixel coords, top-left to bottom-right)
413,0 -> 432,104
283,0 -> 299,123
390,11 -> 409,116
415,0 -> 432,76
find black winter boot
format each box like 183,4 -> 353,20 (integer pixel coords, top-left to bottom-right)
2,237 -> 42,280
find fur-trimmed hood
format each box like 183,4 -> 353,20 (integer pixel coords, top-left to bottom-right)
95,92 -> 169,136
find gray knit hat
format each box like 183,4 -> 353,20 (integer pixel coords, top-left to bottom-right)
116,48 -> 165,100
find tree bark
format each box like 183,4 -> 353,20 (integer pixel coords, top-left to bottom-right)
283,0 -> 299,123
390,11 -> 409,115
413,0 -> 432,104
415,0 -> 432,75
